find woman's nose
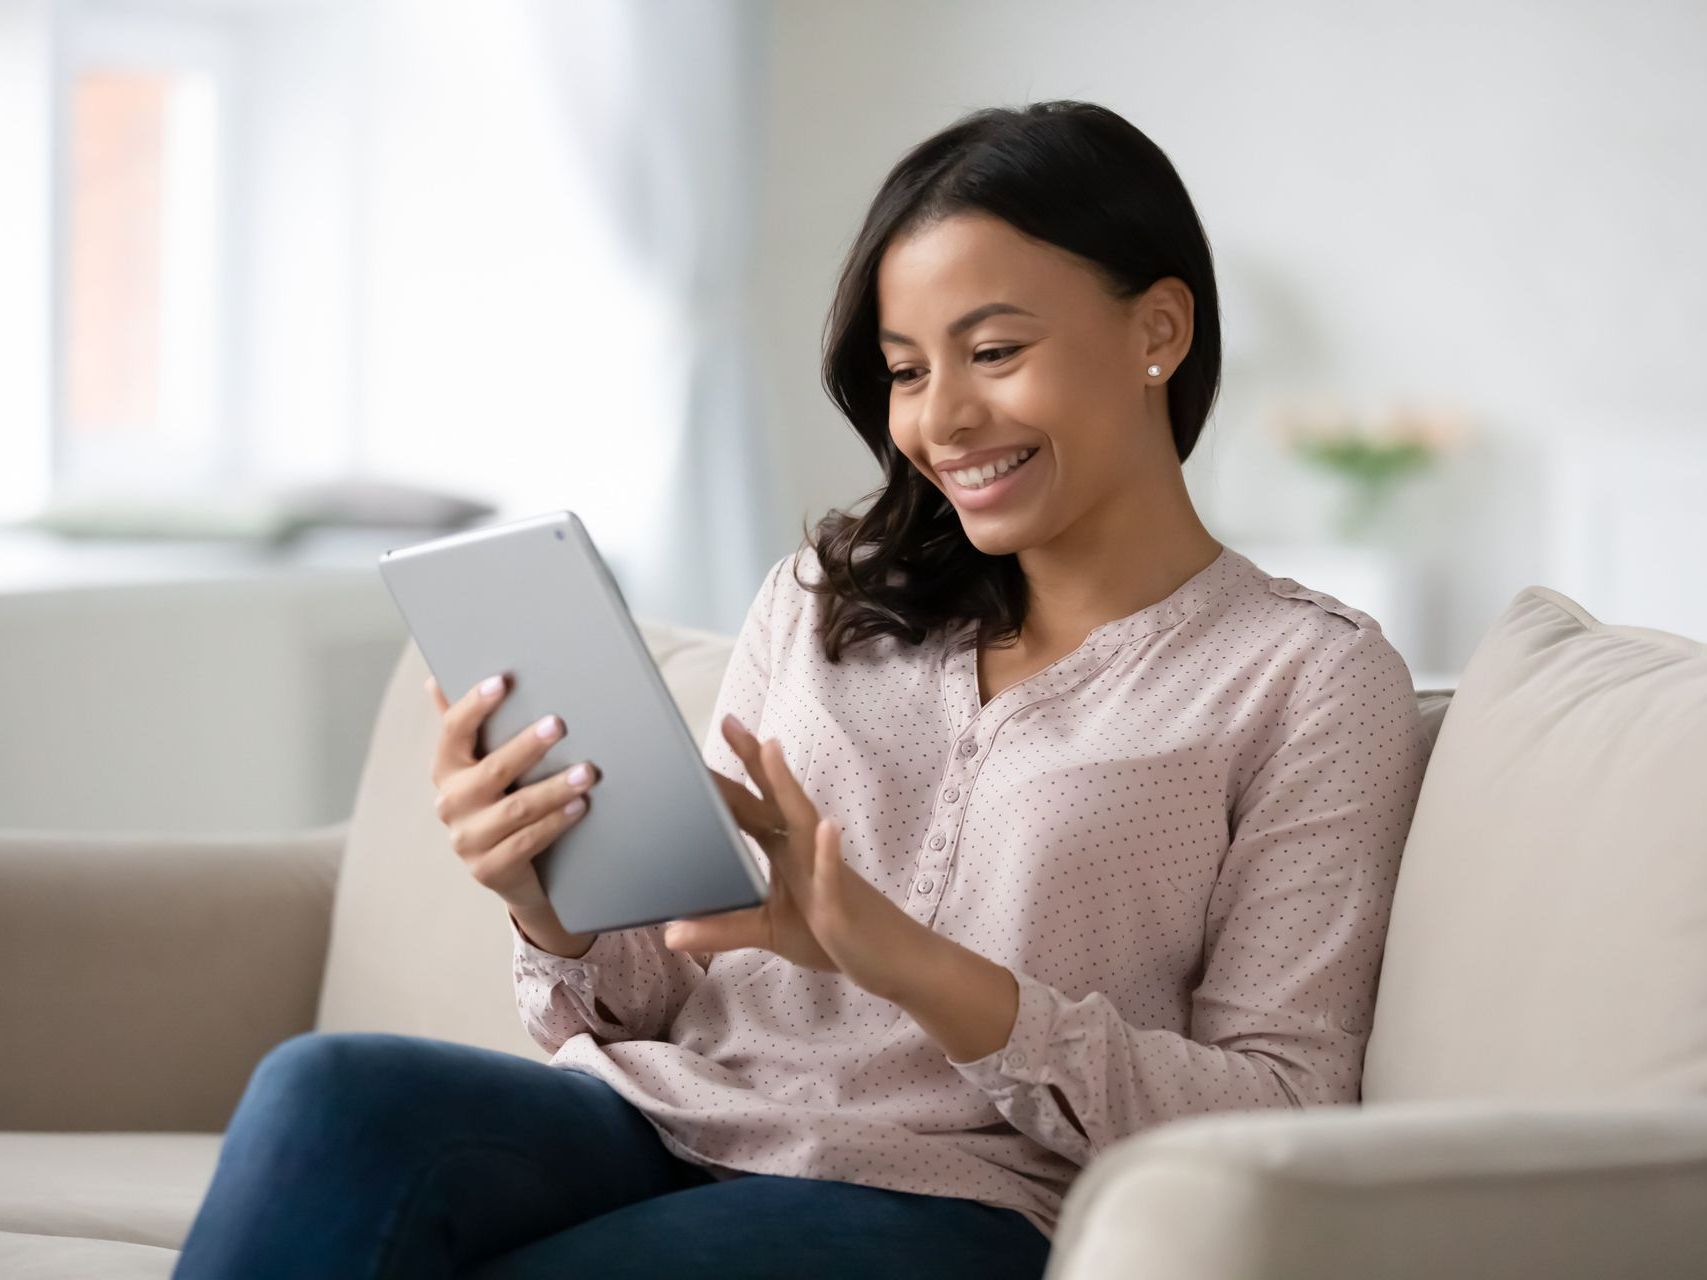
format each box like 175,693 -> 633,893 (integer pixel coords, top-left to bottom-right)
918,364 -> 989,439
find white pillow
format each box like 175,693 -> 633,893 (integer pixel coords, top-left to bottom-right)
1363,585 -> 1707,1102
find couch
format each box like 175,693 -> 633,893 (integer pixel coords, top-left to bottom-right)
2,583 -> 1703,1278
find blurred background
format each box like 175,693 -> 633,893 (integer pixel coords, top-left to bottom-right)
2,0 -> 1703,833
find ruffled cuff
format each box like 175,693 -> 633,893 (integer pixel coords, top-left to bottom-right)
510,914 -> 631,1030
946,967 -> 1058,1089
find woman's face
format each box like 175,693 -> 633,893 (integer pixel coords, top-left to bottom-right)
876,211 -> 1190,559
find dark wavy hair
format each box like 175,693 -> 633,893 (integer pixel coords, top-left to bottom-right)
794,99 -> 1222,663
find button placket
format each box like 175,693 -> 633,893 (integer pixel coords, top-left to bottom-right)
911,772 -> 966,917
912,824 -> 952,906
910,829 -> 956,919
918,726 -> 990,914
914,735 -> 971,903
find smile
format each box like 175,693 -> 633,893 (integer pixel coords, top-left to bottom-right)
945,447 -> 1038,489
943,446 -> 1042,510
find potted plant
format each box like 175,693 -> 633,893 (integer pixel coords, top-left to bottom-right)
1268,399 -> 1472,544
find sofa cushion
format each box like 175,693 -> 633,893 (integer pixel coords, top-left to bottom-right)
1363,586 -> 1707,1101
0,1233 -> 178,1280
0,1132 -> 219,1252
314,620 -> 736,1055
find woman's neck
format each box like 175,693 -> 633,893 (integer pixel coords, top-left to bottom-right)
1011,527 -> 1223,657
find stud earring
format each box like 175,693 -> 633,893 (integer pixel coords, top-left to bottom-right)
1146,364 -> 1162,378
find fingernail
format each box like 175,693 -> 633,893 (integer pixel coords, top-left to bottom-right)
563,796 -> 587,817
535,715 -> 562,739
566,762 -> 593,786
481,675 -> 504,697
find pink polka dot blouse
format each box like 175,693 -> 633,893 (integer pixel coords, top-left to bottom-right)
509,541 -> 1429,1240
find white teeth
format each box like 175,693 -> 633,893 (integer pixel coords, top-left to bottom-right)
948,447 -> 1037,489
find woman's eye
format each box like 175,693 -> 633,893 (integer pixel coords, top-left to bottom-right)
888,346 -> 1019,387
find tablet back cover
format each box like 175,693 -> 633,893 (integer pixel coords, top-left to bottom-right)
378,510 -> 767,934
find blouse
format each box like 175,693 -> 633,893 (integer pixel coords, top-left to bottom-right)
509,541 -> 1429,1239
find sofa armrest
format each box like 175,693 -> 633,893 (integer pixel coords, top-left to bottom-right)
1046,1098 -> 1707,1280
0,821 -> 347,1133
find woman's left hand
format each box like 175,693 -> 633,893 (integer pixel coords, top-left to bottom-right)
664,714 -> 924,1000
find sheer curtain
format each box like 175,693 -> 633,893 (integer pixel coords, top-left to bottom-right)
360,0 -> 780,634
531,0 -> 784,634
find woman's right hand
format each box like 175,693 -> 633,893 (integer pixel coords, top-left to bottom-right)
425,671 -> 603,941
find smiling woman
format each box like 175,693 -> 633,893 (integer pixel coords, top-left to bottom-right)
169,98 -> 1427,1280
803,100 -> 1225,669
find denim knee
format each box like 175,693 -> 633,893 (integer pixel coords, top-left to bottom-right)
241,1031 -> 413,1121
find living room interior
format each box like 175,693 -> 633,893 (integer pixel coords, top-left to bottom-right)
1,1 -> 1703,1277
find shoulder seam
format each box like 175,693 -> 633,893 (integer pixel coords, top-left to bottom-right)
1265,575 -> 1380,634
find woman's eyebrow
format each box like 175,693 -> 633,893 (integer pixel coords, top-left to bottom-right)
878,302 -> 1038,347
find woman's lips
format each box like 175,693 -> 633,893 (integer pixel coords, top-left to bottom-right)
943,448 -> 1041,511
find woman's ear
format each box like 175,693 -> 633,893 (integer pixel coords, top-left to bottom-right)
1130,276 -> 1194,370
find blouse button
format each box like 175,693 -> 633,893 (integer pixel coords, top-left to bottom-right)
928,833 -> 945,850
916,877 -> 934,894
1005,1050 -> 1027,1070
958,740 -> 978,758
943,786 -> 959,802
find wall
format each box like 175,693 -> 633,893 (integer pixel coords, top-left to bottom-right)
749,0 -> 1707,670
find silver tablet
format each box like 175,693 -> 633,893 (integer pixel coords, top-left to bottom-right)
377,509 -> 769,935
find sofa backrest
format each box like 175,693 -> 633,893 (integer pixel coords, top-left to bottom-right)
315,621 -> 737,1056
1364,586 -> 1707,1103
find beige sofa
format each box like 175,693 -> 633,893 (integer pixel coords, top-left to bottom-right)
2,586 -> 1703,1278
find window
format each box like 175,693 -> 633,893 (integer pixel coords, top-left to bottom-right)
55,6 -> 233,497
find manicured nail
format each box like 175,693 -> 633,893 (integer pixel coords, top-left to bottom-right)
480,675 -> 504,697
566,762 -> 594,786
535,715 -> 562,739
563,796 -> 587,817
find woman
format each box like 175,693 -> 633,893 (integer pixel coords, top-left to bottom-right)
174,100 -> 1428,1279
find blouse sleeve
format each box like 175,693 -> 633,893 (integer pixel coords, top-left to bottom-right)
511,552 -> 791,1054
947,623 -> 1429,1166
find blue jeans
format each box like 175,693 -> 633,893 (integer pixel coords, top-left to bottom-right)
172,1031 -> 1053,1279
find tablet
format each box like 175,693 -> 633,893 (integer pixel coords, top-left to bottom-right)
377,509 -> 769,935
